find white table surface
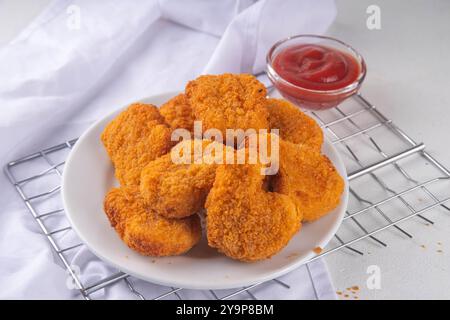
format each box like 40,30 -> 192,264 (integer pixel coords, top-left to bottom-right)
325,0 -> 450,300
1,0 -> 449,299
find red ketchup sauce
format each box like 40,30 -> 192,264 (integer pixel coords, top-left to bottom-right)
271,44 -> 363,109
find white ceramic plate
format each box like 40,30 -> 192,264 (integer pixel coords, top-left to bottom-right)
62,91 -> 349,290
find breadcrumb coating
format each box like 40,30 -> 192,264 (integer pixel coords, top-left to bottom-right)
266,98 -> 323,150
206,159 -> 301,262
159,94 -> 195,131
101,103 -> 173,186
140,139 -> 235,219
273,139 -> 344,222
104,186 -> 201,256
186,74 -> 269,140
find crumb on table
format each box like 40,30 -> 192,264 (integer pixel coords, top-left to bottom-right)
313,247 -> 323,254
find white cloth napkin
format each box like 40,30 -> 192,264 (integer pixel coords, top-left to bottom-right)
0,0 -> 337,299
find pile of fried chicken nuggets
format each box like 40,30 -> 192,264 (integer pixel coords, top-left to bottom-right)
102,73 -> 344,262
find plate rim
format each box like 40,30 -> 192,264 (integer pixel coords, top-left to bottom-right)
61,91 -> 349,290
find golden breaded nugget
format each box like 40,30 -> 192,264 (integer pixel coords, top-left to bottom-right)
140,139 -> 235,219
267,98 -> 323,150
273,139 -> 344,222
206,159 -> 300,262
104,186 -> 201,256
186,74 -> 269,140
101,103 -> 173,186
159,94 -> 195,131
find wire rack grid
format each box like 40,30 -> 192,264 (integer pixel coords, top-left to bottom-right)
4,92 -> 450,300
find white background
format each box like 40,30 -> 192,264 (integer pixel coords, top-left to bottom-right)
1,0 -> 449,299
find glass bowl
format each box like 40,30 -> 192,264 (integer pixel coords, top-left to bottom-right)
266,35 -> 366,110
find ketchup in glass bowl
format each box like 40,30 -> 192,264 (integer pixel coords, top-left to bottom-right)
267,35 -> 366,110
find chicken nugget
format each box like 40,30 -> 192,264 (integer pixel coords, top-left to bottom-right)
140,139 -> 235,219
101,103 -> 173,186
273,139 -> 344,222
186,74 -> 269,142
206,159 -> 300,262
266,98 -> 323,150
104,186 -> 201,256
159,94 -> 195,131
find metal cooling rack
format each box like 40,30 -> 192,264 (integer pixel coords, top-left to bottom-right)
4,93 -> 450,300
